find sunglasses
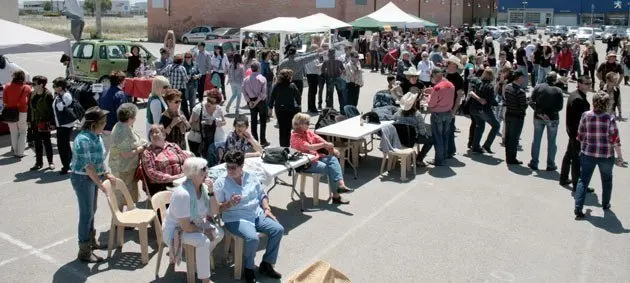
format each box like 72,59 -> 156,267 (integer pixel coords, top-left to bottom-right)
226,164 -> 240,170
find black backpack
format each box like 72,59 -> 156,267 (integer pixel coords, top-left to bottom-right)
315,108 -> 341,130
261,147 -> 305,175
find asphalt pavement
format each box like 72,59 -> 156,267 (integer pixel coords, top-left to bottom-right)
1,37 -> 630,282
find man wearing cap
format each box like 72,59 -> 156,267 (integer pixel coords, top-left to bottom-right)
425,67 -> 455,166
445,57 -> 465,158
154,48 -> 172,75
560,76 -> 592,189
527,72 -> 564,171
503,70 -> 529,165
195,42 -> 212,102
596,51 -> 623,90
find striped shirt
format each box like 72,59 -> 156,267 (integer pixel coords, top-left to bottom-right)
70,130 -> 109,175
160,63 -> 189,90
577,111 -> 620,158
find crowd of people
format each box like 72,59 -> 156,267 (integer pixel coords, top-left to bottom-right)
0,25 -> 628,282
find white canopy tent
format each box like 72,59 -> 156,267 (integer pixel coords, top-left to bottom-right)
0,19 -> 72,55
298,13 -> 351,30
364,2 -> 424,28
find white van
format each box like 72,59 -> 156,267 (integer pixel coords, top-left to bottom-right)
576,27 -> 595,45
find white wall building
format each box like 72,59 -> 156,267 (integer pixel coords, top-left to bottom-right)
110,0 -> 131,15
21,0 -> 65,13
1,0 -> 19,22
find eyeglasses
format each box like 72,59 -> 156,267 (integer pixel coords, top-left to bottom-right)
226,164 -> 240,170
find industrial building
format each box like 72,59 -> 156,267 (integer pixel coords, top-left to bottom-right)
498,0 -> 630,26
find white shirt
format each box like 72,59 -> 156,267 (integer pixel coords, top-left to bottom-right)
525,44 -> 536,62
192,102 -> 227,143
210,54 -> 229,73
162,186 -> 208,244
0,60 -> 30,86
53,92 -> 76,128
417,60 -> 434,82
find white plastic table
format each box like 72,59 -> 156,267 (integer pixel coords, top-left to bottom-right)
315,116 -> 394,177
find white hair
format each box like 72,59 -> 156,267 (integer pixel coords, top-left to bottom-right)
183,157 -> 208,178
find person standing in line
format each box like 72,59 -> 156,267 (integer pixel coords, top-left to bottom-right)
531,42 -> 542,87
527,72 -> 564,171
304,44 -> 322,113
344,51 -> 363,107
268,69 -> 300,147
444,57 -> 465,158
468,68 -> 500,154
160,54 -> 191,119
573,92 -> 620,219
183,51 -> 200,114
424,68 -> 455,166
3,70 -> 31,158
242,61 -> 270,148
503,70 -> 528,165
29,75 -> 55,170
560,77 -> 592,189
52,77 -> 78,175
210,45 -> 230,101
582,44 -> 598,89
516,41 -> 529,89
99,71 -> 128,150
320,49 -> 346,114
226,53 -> 245,115
195,42 -> 212,102
277,44 -> 320,111
369,33 -> 380,72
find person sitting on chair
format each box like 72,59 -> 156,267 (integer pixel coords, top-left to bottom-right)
162,157 -> 224,283
141,124 -> 191,196
394,92 -> 434,167
214,150 -> 284,283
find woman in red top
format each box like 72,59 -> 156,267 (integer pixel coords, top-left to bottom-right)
141,124 -> 191,196
3,70 -> 31,157
289,113 -> 350,204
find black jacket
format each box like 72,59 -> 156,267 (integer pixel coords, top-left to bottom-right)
269,82 -> 300,112
529,83 -> 564,121
504,83 -> 528,118
565,90 -> 590,138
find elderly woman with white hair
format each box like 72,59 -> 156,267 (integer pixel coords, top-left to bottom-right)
162,157 -> 224,283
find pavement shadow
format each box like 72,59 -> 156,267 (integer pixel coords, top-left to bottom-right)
447,157 -> 466,168
341,155 -> 383,188
585,209 -> 630,234
271,204 -> 313,235
288,197 -> 354,217
0,156 -> 20,166
428,165 -> 456,178
52,259 -> 108,283
462,152 -> 503,166
14,169 -> 68,184
533,170 -> 560,181
507,164 -> 533,176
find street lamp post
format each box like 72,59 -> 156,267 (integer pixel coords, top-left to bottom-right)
591,4 -> 595,26
522,1 -> 528,25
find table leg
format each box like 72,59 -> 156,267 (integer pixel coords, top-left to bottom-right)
266,177 -> 278,195
345,140 -> 358,179
291,173 -> 304,211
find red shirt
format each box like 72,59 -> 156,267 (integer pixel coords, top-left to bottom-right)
556,50 -> 574,70
141,142 -> 191,184
2,83 -> 31,113
290,130 -> 327,162
428,78 -> 455,113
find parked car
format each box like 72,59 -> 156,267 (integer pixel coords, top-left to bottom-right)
207,27 -> 240,40
576,27 -> 595,44
602,26 -> 624,41
551,25 -> 568,36
71,40 -> 156,85
496,26 -> 514,37
594,27 -> 603,40
508,25 -> 527,36
567,26 -> 579,36
180,25 -> 215,44
544,26 -> 553,35
484,26 -> 503,39
526,24 -> 537,34
190,39 -> 241,63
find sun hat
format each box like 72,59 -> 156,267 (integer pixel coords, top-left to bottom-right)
445,56 -> 463,69
400,92 -> 419,111
607,51 -> 617,58
403,66 -> 420,76
287,261 -> 351,283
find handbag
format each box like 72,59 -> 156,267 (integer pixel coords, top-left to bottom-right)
3,86 -> 26,122
37,121 -> 55,132
204,75 -> 215,91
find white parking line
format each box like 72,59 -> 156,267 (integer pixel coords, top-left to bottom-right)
289,181 -> 433,275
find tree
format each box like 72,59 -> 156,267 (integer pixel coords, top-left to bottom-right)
84,0 -> 112,16
43,1 -> 52,11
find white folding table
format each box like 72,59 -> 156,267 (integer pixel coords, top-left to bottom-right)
315,116 -> 394,178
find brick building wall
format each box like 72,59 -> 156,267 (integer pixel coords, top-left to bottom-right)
462,0 -> 496,25
148,0 -> 468,42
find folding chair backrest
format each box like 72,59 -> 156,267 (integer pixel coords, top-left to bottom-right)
151,191 -> 172,224
393,123 -> 417,149
103,177 -> 137,219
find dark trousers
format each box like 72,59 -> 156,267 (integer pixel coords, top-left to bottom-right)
306,74 -> 319,111
471,109 -> 500,150
34,129 -> 53,165
584,67 -> 596,87
467,118 -> 477,148
448,116 -> 456,157
560,138 -> 581,188
504,115 -> 525,162
212,72 -> 226,100
370,50 -> 380,71
197,74 -> 207,101
276,109 -> 298,147
416,134 -> 435,161
179,88 -> 190,120
57,127 -> 73,170
250,101 -> 268,143
291,79 -> 304,110
346,82 -> 360,107
318,75 -> 326,108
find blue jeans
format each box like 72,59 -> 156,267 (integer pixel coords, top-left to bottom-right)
448,116 -> 456,157
574,155 -> 614,210
530,119 -> 559,168
185,83 -> 197,113
470,109 -> 500,150
531,63 -> 539,87
517,64 -> 528,88
325,77 -> 347,113
224,215 -> 284,269
537,66 -> 551,84
70,174 -> 99,243
430,111 -> 453,165
227,83 -> 242,114
303,155 -> 344,193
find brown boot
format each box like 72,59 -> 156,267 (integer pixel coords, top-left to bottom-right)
89,230 -> 107,250
77,242 -> 104,263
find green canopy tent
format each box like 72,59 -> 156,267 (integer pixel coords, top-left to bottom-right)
407,14 -> 438,28
350,16 -> 395,31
